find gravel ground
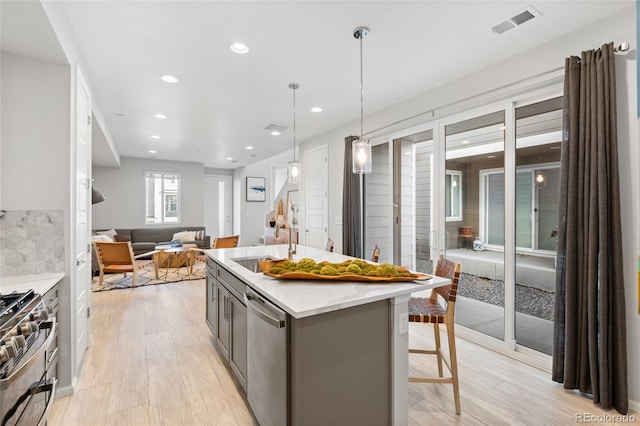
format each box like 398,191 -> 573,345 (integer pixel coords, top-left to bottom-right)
416,259 -> 555,321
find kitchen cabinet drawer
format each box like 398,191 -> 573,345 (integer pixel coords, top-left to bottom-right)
216,265 -> 246,300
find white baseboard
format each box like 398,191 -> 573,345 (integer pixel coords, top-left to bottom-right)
55,384 -> 74,398
628,399 -> 639,415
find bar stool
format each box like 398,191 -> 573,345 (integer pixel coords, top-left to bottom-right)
408,255 -> 462,414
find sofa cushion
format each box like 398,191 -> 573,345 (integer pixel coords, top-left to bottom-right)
95,229 -> 117,242
114,234 -> 131,242
132,242 -> 157,254
173,231 -> 197,242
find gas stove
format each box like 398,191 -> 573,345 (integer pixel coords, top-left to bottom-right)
0,289 -> 56,426
0,290 -> 51,372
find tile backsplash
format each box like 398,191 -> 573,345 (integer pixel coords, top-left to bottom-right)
0,210 -> 65,276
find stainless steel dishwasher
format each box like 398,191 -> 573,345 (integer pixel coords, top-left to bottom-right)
244,290 -> 289,426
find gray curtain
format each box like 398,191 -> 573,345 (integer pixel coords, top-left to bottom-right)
342,136 -> 362,257
552,42 -> 628,414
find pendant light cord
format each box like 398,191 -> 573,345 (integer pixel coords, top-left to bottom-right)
293,85 -> 297,162
359,33 -> 364,140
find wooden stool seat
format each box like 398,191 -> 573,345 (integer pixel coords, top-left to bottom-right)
409,255 -> 462,415
408,298 -> 446,323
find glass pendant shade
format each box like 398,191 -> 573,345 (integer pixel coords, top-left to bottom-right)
288,160 -> 300,184
288,82 -> 300,183
352,138 -> 371,174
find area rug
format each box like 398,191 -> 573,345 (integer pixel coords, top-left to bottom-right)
91,262 -> 206,292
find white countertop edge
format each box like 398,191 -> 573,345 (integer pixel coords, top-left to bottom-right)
0,272 -> 65,295
204,245 -> 450,319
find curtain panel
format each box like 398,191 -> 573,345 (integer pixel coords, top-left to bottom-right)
552,42 -> 628,414
342,136 -> 363,257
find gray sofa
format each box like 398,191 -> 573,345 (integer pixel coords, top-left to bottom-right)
115,227 -> 210,255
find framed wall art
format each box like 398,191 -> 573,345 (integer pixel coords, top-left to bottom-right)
246,177 -> 266,202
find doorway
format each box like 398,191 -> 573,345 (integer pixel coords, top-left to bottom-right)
204,175 -> 232,239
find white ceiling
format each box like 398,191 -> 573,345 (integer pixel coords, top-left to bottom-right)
2,1 -> 634,169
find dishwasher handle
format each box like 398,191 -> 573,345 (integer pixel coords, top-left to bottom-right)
245,293 -> 285,329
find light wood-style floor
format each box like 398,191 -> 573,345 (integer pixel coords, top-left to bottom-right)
50,279 -> 627,426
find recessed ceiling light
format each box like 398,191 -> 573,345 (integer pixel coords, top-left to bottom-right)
311,107 -> 323,113
230,42 -> 249,54
151,135 -> 161,139
160,74 -> 178,83
226,157 -> 233,161
245,146 -> 254,150
271,131 -> 280,136
462,140 -> 470,144
154,114 -> 168,119
148,150 -> 157,154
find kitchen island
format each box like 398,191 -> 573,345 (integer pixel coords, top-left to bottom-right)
204,244 -> 450,426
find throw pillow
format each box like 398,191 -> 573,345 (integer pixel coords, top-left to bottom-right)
195,230 -> 205,241
96,229 -> 117,242
172,231 -> 197,242
114,234 -> 131,242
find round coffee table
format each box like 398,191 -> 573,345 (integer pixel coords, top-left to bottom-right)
154,243 -> 198,279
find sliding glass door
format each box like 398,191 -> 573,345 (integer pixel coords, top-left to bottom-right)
363,92 -> 561,361
514,97 -> 562,355
444,110 -> 506,341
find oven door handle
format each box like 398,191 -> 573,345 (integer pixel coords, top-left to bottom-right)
0,318 -> 56,390
37,378 -> 57,426
1,378 -> 56,426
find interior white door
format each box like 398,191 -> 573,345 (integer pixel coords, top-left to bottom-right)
74,71 -> 91,370
204,175 -> 232,239
303,145 -> 328,249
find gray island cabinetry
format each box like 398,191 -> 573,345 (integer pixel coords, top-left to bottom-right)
205,258 -> 247,392
204,245 -> 450,426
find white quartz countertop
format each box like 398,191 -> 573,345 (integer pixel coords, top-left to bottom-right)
0,272 -> 64,295
204,245 -> 450,319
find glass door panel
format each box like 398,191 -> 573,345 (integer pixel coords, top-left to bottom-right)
390,130 -> 435,274
514,97 -> 562,355
445,110 -> 505,341
364,143 -> 392,263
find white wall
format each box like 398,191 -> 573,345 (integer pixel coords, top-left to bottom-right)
297,9 -> 639,408
1,53 -> 71,209
92,157 -> 205,230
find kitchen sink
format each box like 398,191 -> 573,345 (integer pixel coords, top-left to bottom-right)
232,256 -> 278,273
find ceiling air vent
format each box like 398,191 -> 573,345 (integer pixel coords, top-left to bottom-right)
264,123 -> 288,133
491,6 -> 540,35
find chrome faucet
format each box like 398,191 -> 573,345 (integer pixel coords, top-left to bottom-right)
287,222 -> 297,259
276,216 -> 297,259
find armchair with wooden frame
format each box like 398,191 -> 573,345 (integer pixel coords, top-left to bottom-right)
189,235 -> 240,274
93,241 -> 159,287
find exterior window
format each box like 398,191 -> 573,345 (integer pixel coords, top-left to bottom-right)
480,164 -> 559,252
445,170 -> 462,221
146,172 -> 180,223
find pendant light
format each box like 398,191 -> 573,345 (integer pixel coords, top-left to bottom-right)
288,82 -> 300,183
352,26 -> 371,174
